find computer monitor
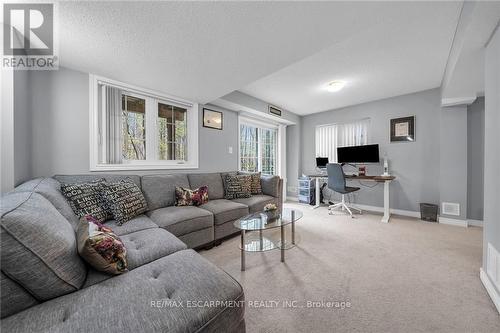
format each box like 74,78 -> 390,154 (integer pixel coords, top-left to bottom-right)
337,144 -> 380,164
316,157 -> 329,168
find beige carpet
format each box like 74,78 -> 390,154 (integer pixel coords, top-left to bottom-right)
200,202 -> 500,333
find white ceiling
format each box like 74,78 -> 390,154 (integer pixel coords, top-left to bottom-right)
58,1 -> 413,104
57,1 -> 469,111
240,1 -> 463,115
441,1 -> 500,103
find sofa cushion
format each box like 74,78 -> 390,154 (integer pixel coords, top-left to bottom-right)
1,250 -> 245,333
1,192 -> 87,301
14,178 -> 80,229
77,216 -> 128,275
101,180 -> 148,225
103,215 -> 159,236
1,272 -> 39,319
200,199 -> 249,225
121,229 -> 187,270
188,173 -> 224,199
54,174 -> 141,187
148,206 -> 213,236
83,228 -> 187,288
141,174 -> 190,210
232,195 -> 277,213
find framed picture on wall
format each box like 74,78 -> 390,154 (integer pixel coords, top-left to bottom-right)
390,116 -> 415,142
203,108 -> 223,130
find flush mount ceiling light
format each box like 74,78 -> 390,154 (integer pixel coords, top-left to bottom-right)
325,80 -> 346,92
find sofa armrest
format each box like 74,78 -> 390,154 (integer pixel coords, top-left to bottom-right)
261,176 -> 283,211
261,175 -> 280,197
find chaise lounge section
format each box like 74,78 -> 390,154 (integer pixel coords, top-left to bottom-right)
1,172 -> 282,332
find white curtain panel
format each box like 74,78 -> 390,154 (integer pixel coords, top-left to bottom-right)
315,119 -> 369,162
105,85 -> 123,164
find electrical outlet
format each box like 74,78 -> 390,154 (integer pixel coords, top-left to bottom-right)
228,146 -> 233,154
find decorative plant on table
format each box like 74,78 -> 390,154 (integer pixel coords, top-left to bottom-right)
263,203 -> 279,220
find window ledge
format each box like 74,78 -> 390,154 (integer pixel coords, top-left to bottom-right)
90,163 -> 199,171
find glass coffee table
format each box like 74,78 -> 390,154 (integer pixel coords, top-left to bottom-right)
234,208 -> 303,271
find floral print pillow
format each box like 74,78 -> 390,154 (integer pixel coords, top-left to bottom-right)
175,186 -> 209,206
77,215 -> 128,275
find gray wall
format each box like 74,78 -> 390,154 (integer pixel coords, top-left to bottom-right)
299,88 -> 465,214
467,97 -> 485,220
483,25 -> 500,291
286,123 -> 301,197
220,90 -> 301,124
13,70 -> 32,186
439,105 -> 468,220
27,67 -> 238,178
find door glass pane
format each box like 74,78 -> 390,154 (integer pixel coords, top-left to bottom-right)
240,124 -> 259,172
122,94 -> 146,160
158,103 -> 187,160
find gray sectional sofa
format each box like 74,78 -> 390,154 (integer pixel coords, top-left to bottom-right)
0,172 -> 283,333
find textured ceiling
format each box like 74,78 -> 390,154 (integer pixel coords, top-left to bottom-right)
240,1 -> 464,114
57,1 -> 436,105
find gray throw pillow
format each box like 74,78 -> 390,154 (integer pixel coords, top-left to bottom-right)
101,179 -> 148,225
60,179 -> 109,223
224,174 -> 252,199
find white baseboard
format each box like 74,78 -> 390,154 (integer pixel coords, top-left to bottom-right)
438,216 -> 468,227
467,219 -> 483,227
480,268 -> 500,314
353,203 -> 421,218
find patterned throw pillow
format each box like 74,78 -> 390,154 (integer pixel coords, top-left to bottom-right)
77,216 -> 127,275
101,180 -> 148,225
175,186 -> 209,206
60,179 -> 109,223
238,172 -> 262,194
224,175 -> 252,199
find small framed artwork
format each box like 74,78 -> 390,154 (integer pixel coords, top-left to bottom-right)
203,108 -> 223,130
390,116 -> 415,142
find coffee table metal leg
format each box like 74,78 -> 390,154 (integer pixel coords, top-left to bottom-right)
259,229 -> 263,251
291,210 -> 296,245
241,230 -> 245,271
281,225 -> 285,263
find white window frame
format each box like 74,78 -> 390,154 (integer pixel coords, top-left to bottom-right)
238,116 -> 281,176
89,74 -> 198,171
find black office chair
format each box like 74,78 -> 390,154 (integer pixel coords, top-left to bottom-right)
327,163 -> 362,217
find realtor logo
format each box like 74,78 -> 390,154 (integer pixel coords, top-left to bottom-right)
2,2 -> 58,70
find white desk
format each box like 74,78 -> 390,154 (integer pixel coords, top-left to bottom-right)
306,174 -> 396,223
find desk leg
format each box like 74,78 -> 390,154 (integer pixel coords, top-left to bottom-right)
312,177 -> 321,209
381,181 -> 391,223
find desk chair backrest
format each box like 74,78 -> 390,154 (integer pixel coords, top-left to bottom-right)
327,163 -> 347,193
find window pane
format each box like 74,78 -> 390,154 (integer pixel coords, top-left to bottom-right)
240,124 -> 259,172
260,128 -> 277,175
122,94 -> 146,160
158,103 -> 187,160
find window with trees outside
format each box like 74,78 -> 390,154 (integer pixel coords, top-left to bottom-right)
90,75 -> 198,170
240,121 -> 277,176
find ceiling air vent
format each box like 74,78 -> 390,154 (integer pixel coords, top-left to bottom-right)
269,105 -> 282,117
442,202 -> 460,216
